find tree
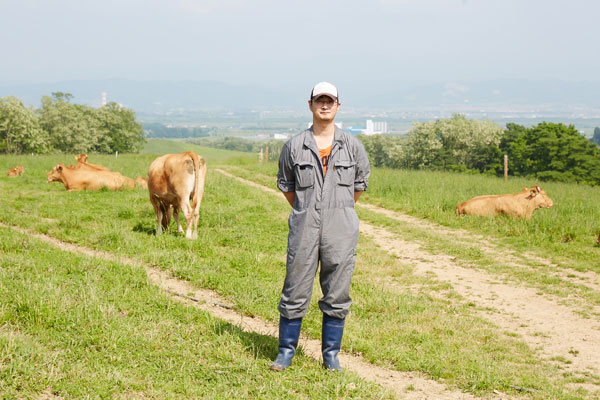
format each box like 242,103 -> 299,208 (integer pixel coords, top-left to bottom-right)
403,114 -> 503,173
501,122 -> 600,185
0,96 -> 49,154
591,127 -> 600,146
95,102 -> 146,153
38,95 -> 102,153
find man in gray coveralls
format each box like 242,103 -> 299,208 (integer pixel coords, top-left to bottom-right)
270,82 -> 370,372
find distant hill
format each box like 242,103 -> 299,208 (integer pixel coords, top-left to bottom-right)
1,78 -> 599,112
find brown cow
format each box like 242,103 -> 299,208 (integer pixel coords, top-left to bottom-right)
148,151 -> 206,240
456,185 -> 554,219
73,154 -> 110,171
7,165 -> 25,177
135,176 -> 148,189
47,163 -> 136,191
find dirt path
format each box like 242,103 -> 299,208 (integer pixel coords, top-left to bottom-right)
358,203 -> 600,293
215,168 -> 600,378
4,223 -> 479,400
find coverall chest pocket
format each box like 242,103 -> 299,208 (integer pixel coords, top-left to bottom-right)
294,161 -> 315,189
334,160 -> 355,186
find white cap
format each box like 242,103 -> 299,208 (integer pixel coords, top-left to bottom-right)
310,82 -> 338,101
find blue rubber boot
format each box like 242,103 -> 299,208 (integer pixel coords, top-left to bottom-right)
322,314 -> 345,371
269,316 -> 302,371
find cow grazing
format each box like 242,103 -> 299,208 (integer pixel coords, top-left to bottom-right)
73,154 -> 110,171
47,163 -> 136,191
148,151 -> 207,240
456,185 -> 554,219
7,165 -> 24,177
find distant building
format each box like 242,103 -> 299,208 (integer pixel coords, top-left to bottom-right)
350,120 -> 388,135
101,91 -> 107,106
274,133 -> 288,140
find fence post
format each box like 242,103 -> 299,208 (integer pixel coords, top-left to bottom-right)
265,146 -> 269,162
116,151 -> 119,158
259,148 -> 264,163
504,154 -> 508,182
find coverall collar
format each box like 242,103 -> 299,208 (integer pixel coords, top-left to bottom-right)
304,126 -> 344,157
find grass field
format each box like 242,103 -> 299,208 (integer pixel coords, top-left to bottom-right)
1,139 -> 598,399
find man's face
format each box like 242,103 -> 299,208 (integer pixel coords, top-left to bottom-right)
308,95 -> 340,122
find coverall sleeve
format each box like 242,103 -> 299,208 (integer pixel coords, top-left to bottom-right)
277,141 -> 295,192
353,140 -> 370,192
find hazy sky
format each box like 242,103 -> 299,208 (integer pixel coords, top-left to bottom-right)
2,0 -> 599,93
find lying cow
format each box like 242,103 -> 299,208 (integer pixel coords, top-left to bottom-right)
74,154 -> 110,171
7,165 -> 25,177
47,163 -> 136,191
135,176 -> 148,189
148,151 -> 207,240
456,185 -> 554,219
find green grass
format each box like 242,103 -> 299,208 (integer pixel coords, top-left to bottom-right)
0,227 -> 392,399
0,149 -> 597,399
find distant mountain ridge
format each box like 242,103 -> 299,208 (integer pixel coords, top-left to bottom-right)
1,78 -> 599,112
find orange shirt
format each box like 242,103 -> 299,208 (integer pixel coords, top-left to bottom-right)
319,145 -> 332,175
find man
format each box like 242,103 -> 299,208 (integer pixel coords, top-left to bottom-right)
270,82 -> 370,372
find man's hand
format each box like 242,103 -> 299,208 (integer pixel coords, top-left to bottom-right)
283,191 -> 295,207
354,191 -> 363,203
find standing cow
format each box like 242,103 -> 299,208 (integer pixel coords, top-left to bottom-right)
456,185 -> 554,219
148,151 -> 207,240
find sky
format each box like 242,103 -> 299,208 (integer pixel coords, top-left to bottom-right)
1,0 -> 599,95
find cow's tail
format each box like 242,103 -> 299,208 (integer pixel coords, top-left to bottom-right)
189,151 -> 206,211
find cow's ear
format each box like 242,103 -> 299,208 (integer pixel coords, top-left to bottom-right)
57,165 -> 63,172
522,187 -> 528,192
529,190 -> 537,197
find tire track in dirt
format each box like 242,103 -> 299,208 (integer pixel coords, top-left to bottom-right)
215,168 -> 600,378
358,203 -> 600,293
4,223 -> 479,400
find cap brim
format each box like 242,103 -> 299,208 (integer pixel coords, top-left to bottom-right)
312,93 -> 337,101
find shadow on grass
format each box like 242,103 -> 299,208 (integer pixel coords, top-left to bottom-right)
133,221 -> 185,238
211,319 -> 308,364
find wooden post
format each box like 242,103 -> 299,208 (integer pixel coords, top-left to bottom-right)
116,150 -> 119,158
259,148 -> 264,163
504,154 -> 508,182
265,146 -> 269,162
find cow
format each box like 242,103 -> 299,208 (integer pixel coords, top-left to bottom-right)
7,165 -> 25,177
456,185 -> 554,219
47,163 -> 136,191
135,176 -> 148,189
73,154 -> 110,171
147,151 -> 207,240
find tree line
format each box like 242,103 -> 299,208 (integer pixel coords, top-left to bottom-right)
143,122 -> 210,139
0,93 -> 146,154
360,114 -> 600,185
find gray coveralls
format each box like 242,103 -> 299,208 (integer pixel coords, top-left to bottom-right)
277,127 -> 370,320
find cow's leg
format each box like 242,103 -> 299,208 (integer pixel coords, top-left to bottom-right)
150,195 -> 163,235
162,205 -> 172,230
178,198 -> 194,239
173,206 -> 184,234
